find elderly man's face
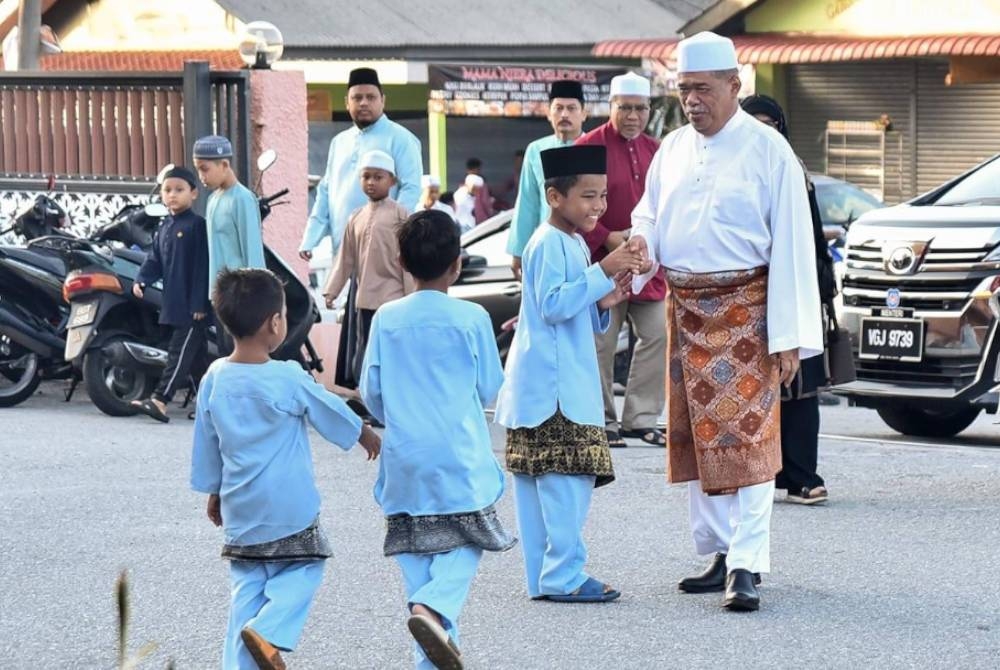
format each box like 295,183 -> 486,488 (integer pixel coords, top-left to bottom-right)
346,84 -> 385,127
677,71 -> 740,137
611,95 -> 651,139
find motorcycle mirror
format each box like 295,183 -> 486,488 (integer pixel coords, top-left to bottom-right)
156,163 -> 175,185
257,149 -> 277,173
144,203 -> 170,218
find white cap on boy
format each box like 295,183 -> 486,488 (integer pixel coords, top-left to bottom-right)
359,149 -> 395,175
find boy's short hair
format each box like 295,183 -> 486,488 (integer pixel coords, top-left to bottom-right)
465,157 -> 482,170
544,175 -> 580,197
398,210 -> 461,282
212,269 -> 285,339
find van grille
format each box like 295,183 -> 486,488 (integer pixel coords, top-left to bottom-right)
843,242 -> 997,312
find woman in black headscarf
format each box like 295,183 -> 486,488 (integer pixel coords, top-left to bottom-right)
740,94 -> 834,505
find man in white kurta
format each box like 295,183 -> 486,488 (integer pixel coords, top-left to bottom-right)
630,32 -> 823,612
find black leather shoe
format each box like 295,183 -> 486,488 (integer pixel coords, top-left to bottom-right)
678,553 -> 727,593
723,569 -> 760,611
678,553 -> 762,593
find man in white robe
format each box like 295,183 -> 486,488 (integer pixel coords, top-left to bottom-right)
453,174 -> 483,233
629,32 -> 823,612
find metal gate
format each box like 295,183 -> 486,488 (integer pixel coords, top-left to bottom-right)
0,63 -> 249,235
786,60 -> 915,203
915,60 -> 1000,193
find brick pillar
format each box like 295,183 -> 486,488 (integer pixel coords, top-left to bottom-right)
249,68 -> 309,280
249,68 -> 342,390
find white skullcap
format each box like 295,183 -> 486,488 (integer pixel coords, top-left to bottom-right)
359,149 -> 395,175
677,31 -> 738,73
464,174 -> 484,189
609,72 -> 650,99
421,174 -> 441,188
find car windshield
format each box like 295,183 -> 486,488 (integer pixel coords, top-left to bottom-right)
465,221 -> 511,267
933,156 -> 1000,206
815,181 -> 883,227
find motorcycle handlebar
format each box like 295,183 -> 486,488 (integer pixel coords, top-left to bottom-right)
261,189 -> 290,206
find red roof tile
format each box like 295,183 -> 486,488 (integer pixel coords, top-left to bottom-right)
0,50 -> 245,71
593,33 -> 1000,64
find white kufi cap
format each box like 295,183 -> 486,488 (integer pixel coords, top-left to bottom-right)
464,174 -> 484,189
421,174 -> 441,188
359,149 -> 395,175
609,72 -> 650,99
676,31 -> 738,73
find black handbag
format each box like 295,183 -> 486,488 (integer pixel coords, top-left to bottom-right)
825,310 -> 856,387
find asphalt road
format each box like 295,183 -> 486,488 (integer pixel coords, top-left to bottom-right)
2,384 -> 999,669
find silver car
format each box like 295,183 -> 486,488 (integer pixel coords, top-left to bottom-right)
838,155 -> 1000,437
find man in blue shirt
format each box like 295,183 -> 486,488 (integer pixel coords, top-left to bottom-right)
506,80 -> 588,281
299,68 -> 423,260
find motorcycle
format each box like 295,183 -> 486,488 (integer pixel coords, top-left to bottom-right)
0,180 -> 166,408
62,150 -> 323,417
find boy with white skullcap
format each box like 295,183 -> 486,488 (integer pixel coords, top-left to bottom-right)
323,150 -> 416,390
452,174 -> 485,233
420,174 -> 457,222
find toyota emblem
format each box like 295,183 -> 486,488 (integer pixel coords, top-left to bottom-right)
886,246 -> 916,275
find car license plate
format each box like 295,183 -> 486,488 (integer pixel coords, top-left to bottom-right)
859,317 -> 923,362
68,302 -> 97,328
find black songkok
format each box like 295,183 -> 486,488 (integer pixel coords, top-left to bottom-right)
541,145 -> 606,179
348,67 -> 382,91
163,166 -> 198,189
548,79 -> 585,104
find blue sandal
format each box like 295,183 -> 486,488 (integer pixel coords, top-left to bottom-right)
547,577 -> 621,603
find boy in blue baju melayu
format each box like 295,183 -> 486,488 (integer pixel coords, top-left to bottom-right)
360,210 -> 516,670
495,144 -> 644,604
191,268 -> 381,670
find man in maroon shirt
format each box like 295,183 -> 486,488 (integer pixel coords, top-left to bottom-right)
576,72 -> 667,448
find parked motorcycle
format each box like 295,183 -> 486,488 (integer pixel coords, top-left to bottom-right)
0,174 -> 170,408
62,151 -> 323,417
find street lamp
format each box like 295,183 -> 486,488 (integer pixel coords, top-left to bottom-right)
238,21 -> 283,70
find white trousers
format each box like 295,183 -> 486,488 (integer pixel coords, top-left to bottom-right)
688,479 -> 775,574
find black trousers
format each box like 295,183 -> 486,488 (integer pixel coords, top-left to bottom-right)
352,308 -> 375,384
776,394 -> 826,492
333,278 -> 376,390
154,320 -> 209,403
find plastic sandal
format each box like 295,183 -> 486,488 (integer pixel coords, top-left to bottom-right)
547,577 -> 621,603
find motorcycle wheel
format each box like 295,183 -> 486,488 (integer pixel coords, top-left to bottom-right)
82,336 -> 157,417
0,335 -> 42,407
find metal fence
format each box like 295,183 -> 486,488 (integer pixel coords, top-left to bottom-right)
0,64 -> 250,231
0,64 -> 250,185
